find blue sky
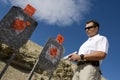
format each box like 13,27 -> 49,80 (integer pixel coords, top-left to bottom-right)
0,0 -> 120,80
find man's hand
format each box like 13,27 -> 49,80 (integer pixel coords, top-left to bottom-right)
69,54 -> 81,61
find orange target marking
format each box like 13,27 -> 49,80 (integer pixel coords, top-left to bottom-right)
24,4 -> 36,16
50,48 -> 58,58
56,34 -> 64,45
13,19 -> 31,30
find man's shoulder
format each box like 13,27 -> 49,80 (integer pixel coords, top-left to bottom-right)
98,34 -> 109,42
98,34 -> 107,39
92,34 -> 108,42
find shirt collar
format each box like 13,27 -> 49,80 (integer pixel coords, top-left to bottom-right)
88,34 -> 100,40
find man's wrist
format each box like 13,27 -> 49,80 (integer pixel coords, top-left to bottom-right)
80,54 -> 84,60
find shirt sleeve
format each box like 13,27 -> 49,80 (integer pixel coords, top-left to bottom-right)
97,36 -> 109,54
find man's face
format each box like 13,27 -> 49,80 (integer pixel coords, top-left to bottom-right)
85,22 -> 98,37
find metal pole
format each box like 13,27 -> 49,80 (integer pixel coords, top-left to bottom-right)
48,70 -> 54,80
0,53 -> 16,79
27,59 -> 39,80
48,75 -> 52,80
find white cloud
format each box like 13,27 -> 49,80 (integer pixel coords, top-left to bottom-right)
2,0 -> 92,26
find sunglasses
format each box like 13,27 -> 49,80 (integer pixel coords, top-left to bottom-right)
85,26 -> 96,30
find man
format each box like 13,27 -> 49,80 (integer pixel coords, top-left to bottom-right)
69,20 -> 109,80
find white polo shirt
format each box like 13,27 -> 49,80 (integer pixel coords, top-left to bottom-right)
78,34 -> 109,55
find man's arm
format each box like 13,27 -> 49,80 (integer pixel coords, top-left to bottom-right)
84,51 -> 106,61
69,51 -> 106,61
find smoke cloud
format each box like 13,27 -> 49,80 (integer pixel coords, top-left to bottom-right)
2,0 -> 92,26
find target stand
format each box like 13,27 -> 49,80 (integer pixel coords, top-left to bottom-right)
27,35 -> 65,80
0,5 -> 38,79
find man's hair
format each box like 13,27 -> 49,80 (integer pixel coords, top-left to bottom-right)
86,20 -> 99,29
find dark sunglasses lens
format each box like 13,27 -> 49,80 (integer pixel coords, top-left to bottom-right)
85,26 -> 95,30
